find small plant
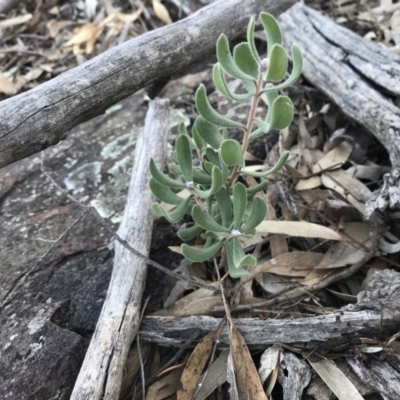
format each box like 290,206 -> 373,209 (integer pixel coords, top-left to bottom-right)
149,13 -> 303,278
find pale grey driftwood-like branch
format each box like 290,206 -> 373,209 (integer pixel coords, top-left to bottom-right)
0,0 -> 295,168
279,4 -> 400,168
70,99 -> 170,400
139,309 -> 398,349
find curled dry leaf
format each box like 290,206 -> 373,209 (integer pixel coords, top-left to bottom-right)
259,344 -> 282,385
146,366 -> 184,400
177,330 -> 216,400
231,324 -> 268,400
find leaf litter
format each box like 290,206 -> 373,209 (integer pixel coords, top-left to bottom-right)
1,0 -> 398,399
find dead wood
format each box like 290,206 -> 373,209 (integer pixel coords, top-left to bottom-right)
279,4 -> 400,168
0,0 -> 295,169
70,98 -> 170,400
140,269 -> 400,349
0,0 -> 20,14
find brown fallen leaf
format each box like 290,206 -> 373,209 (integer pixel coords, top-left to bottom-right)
146,366 -> 184,400
255,251 -> 324,278
231,324 -> 268,400
177,330 -> 216,400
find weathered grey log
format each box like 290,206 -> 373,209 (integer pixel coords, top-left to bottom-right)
139,309 -> 397,349
70,99 -> 170,400
279,4 -> 400,168
140,269 -> 400,349
0,0 -> 20,14
0,0 -> 295,169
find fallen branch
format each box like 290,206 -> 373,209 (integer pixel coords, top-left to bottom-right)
71,98 -> 169,400
140,269 -> 400,349
0,0 -> 295,169
279,4 -> 400,168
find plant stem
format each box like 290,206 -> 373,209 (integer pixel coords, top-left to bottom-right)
227,72 -> 264,187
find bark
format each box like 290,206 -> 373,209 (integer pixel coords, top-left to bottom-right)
70,99 -> 170,400
279,4 -> 400,168
0,0 -> 295,169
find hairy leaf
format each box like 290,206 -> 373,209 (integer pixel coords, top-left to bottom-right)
220,139 -> 243,167
266,44 -> 288,82
269,96 -> 294,130
194,116 -> 225,149
176,134 -> 193,182
233,43 -> 259,80
247,16 -> 261,64
182,240 -> 224,263
150,158 -> 185,188
242,151 -> 289,178
213,63 -> 253,101
216,34 -> 255,81
260,12 -> 282,56
214,187 -> 233,228
152,195 -> 192,223
246,180 -> 269,198
240,196 -> 267,233
225,240 -> 251,278
177,224 -> 204,241
233,182 -> 247,229
193,165 -> 223,199
192,125 -> 204,151
149,178 -> 184,205
195,84 -> 244,128
192,204 -> 229,234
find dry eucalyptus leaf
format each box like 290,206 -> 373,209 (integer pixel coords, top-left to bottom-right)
256,221 -> 343,241
177,330 -> 216,400
312,141 -> 353,173
153,0 -> 173,25
146,366 -> 184,400
0,14 -> 32,29
259,344 -> 282,384
231,324 -> 268,400
0,77 -> 18,95
195,350 -> 229,400
256,251 -> 324,277
309,359 -> 364,400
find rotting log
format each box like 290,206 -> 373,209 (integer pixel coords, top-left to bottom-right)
140,269 -> 400,349
279,3 -> 400,168
0,0 -> 295,169
70,98 -> 169,400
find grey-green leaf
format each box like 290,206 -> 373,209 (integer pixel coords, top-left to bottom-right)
260,12 -> 282,56
193,166 -> 223,199
150,158 -> 185,188
233,42 -> 259,80
233,182 -> 247,229
220,139 -> 243,167
216,34 -> 255,81
268,44 -> 303,91
192,204 -> 229,234
266,44 -> 288,82
225,240 -> 251,278
192,125 -> 204,151
182,240 -> 224,263
246,180 -> 269,198
232,237 -> 256,268
195,84 -> 244,128
247,16 -> 261,64
242,151 -> 289,178
213,63 -> 253,102
269,96 -> 294,130
240,196 -> 267,233
177,224 -> 204,241
194,116 -> 225,149
176,134 -> 193,182
214,187 -> 233,228
152,195 -> 192,223
149,178 -> 184,205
